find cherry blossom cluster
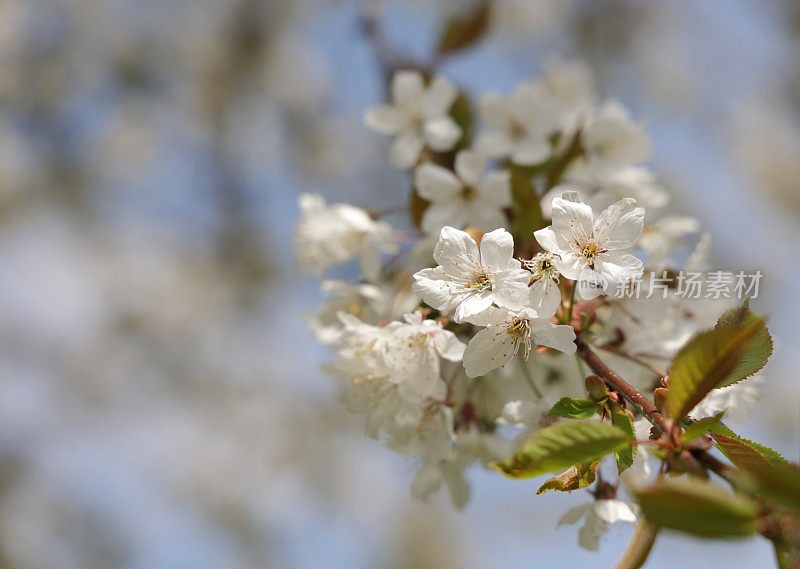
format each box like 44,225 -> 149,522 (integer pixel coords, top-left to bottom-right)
295,61 -> 764,547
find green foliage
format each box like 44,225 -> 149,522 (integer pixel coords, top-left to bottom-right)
738,460 -> 800,515
681,412 -> 726,443
633,477 -> 759,538
585,374 -> 609,402
449,93 -> 474,151
547,397 -> 601,420
536,462 -> 598,494
714,298 -> 773,388
489,420 -> 632,479
436,1 -> 492,54
709,422 -> 787,465
611,409 -> 636,474
666,304 -> 767,420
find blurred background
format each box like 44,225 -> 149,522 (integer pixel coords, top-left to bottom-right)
0,0 -> 798,567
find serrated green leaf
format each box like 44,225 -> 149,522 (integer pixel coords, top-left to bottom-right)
436,1 -> 491,54
634,477 -> 759,538
489,420 -> 632,479
681,411 -> 726,443
612,410 -> 636,474
547,397 -> 601,419
738,460 -> 800,514
536,461 -> 598,494
709,422 -> 787,465
714,299 -> 773,388
666,316 -> 766,421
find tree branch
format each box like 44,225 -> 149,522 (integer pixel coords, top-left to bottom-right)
575,338 -> 673,434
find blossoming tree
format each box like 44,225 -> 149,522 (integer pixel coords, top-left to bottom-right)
296,4 -> 800,567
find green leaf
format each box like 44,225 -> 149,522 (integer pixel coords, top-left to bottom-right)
666,315 -> 766,421
681,412 -> 726,443
714,298 -> 773,388
449,93 -> 474,151
536,462 -> 598,494
489,420 -> 633,479
585,374 -> 609,402
437,1 -> 492,54
611,410 -> 636,474
709,422 -> 787,465
633,477 -> 759,538
738,460 -> 800,514
547,397 -> 601,420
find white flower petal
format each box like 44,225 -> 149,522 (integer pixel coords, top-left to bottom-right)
474,129 -> 513,159
533,227 -> 559,253
424,116 -> 462,151
364,105 -> 408,134
479,91 -> 509,126
511,136 -> 551,165
421,201 -> 463,235
578,512 -> 606,551
422,75 -> 458,119
412,267 -> 459,311
453,292 -> 493,323
493,272 -> 530,312
529,277 -> 562,318
557,503 -> 592,526
392,70 -> 425,109
593,198 -> 645,251
594,499 -> 639,524
552,192 -> 595,246
433,329 -> 466,361
476,171 -> 511,207
415,162 -> 462,201
433,226 -> 481,268
529,318 -> 576,354
389,132 -> 424,169
462,324 -> 516,377
410,462 -> 442,501
479,228 -> 514,271
595,252 -> 643,287
454,149 -> 486,186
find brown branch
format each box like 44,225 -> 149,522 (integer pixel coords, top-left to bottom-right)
576,338 -> 673,434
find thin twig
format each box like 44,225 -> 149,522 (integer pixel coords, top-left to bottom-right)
519,360 -> 544,399
589,342 -> 667,378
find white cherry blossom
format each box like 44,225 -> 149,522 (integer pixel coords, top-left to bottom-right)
534,190 -> 644,294
382,310 -> 466,400
364,70 -> 461,169
415,149 -> 511,234
474,81 -> 559,165
638,215 -> 702,269
557,162 -> 668,215
412,227 -> 530,323
522,252 -> 563,318
462,306 -> 576,378
295,193 -> 397,281
581,99 -> 650,167
558,499 -> 639,551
